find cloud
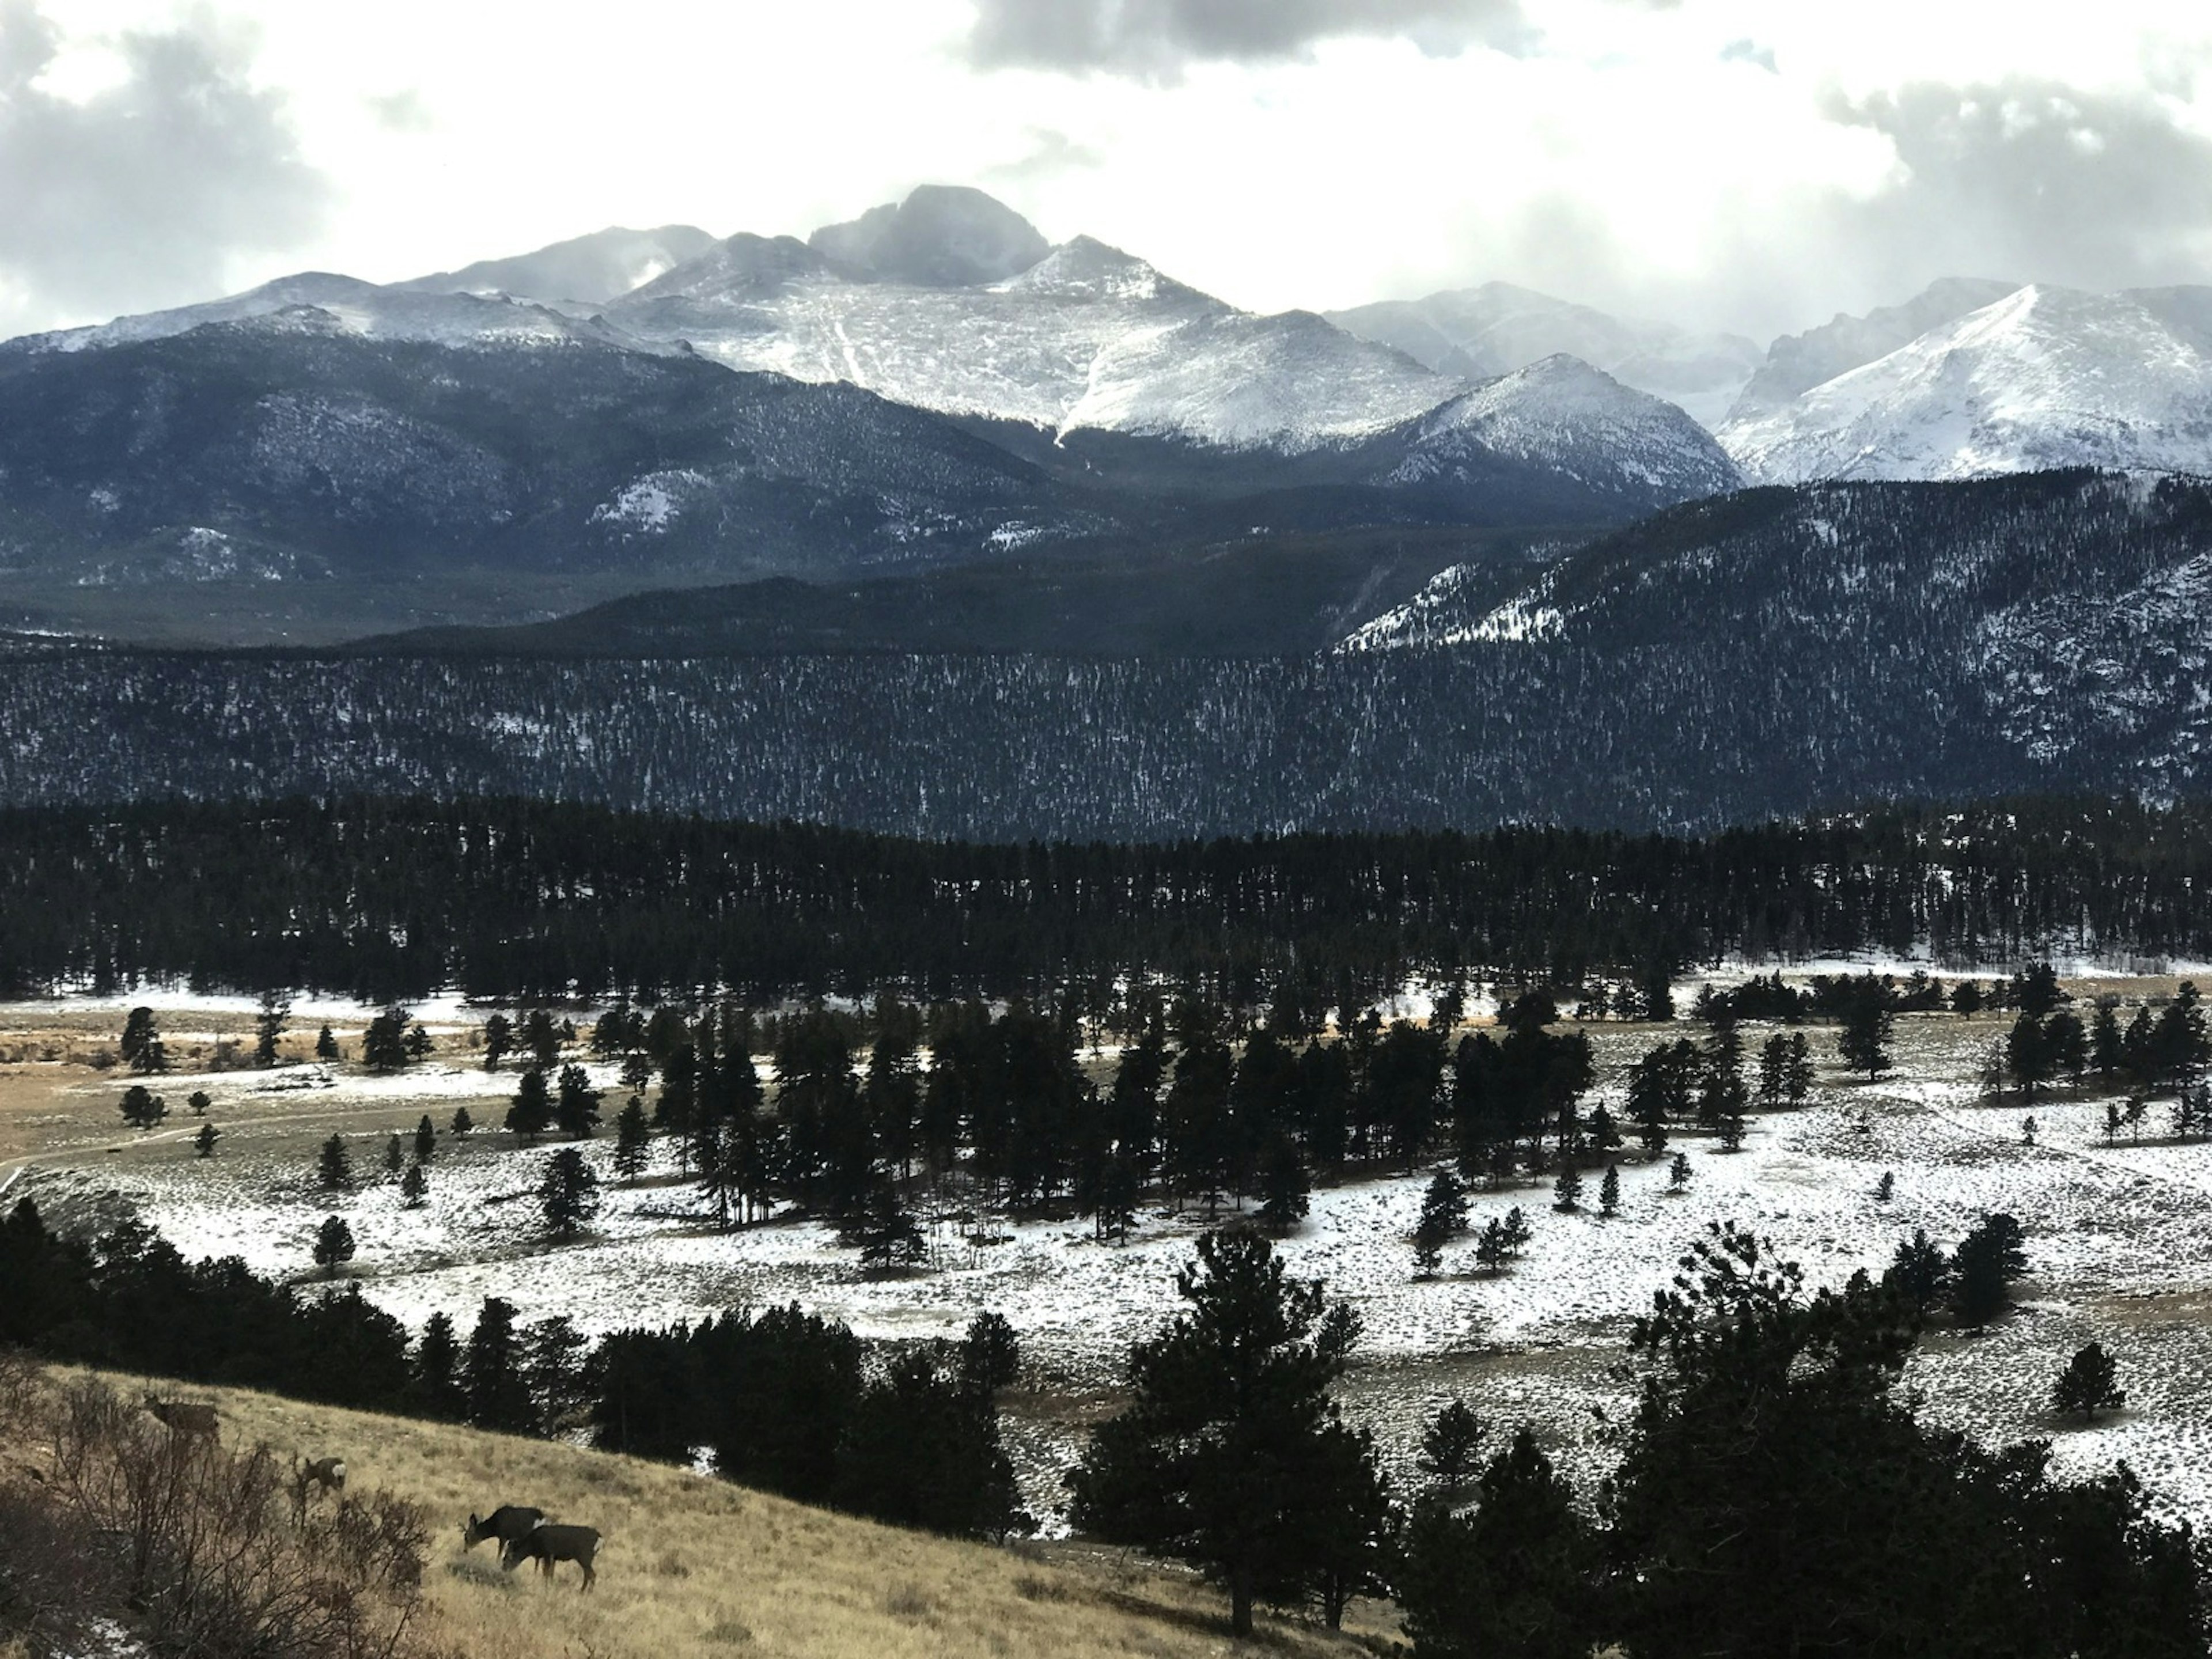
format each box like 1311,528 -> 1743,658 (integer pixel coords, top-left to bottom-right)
1821,78 -> 2212,292
964,0 -> 1533,78
366,88 -> 433,133
983,127 -> 1108,184
0,1 -> 328,332
1718,39 -> 1777,74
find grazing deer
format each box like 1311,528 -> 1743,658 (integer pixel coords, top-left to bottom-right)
462,1504 -> 545,1563
293,1455 -> 347,1512
141,1394 -> 219,1441
513,1521 -> 600,1590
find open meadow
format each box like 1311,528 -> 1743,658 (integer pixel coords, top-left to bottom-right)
7,971 -> 2212,1533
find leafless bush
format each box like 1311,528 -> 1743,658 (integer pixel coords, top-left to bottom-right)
22,1379 -> 430,1659
0,1351 -> 39,1437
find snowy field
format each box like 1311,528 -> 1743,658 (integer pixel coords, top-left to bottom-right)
15,986 -> 2212,1527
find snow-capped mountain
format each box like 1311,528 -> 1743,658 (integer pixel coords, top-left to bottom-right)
393,224 -> 717,305
1377,355 -> 1741,509
1328,282 -> 1763,429
1719,284 -> 2212,484
1725,278 -> 2018,421
608,219 -> 1453,453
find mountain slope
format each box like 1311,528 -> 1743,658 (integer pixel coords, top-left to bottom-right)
393,224 -> 717,304
1719,286 -> 2212,483
1328,282 -> 1763,428
1726,277 -> 2019,421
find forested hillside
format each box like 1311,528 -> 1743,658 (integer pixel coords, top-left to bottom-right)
0,796 -> 2202,1001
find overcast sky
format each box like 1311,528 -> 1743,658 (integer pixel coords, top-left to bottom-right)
5,0 -> 2212,344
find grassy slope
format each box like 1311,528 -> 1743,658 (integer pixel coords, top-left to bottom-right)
17,1370 -> 1396,1659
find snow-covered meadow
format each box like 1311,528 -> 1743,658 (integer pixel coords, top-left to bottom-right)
18,986 -> 2212,1527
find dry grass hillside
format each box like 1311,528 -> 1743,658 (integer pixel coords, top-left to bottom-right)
5,1366 -> 1400,1659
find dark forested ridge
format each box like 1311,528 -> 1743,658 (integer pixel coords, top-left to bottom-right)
0,795 -> 2205,1002
7,472 -> 2210,835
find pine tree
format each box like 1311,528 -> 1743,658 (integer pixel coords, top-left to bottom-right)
314,1024 -> 340,1062
1874,1170 -> 1895,1202
1474,1217 -> 1510,1275
539,1147 -> 600,1241
383,1134 -> 406,1180
482,1013 -> 514,1071
118,1084 -> 166,1131
1413,1169 -> 1469,1277
1400,1426 -> 1591,1659
407,1310 -> 467,1419
555,1063 -> 603,1138
362,1007 -> 415,1071
317,1133 -> 353,1191
253,990 -> 289,1067
1418,1399 -> 1484,1502
120,1006 -> 166,1074
1885,1228 -> 1948,1313
1668,1151 -> 1691,1191
1599,1163 -> 1621,1217
1836,994 -> 1894,1080
2051,1342 -> 2125,1422
506,1067 -> 552,1141
186,1089 -> 210,1117
612,1096 -> 652,1181
1783,1032 -> 1815,1105
1499,1205 -> 1533,1259
193,1122 -> 219,1158
450,1104 -> 474,1138
413,1113 -> 437,1163
1551,1158 -> 1584,1213
400,1163 -> 427,1209
1950,1213 -> 2028,1326
313,1215 -> 356,1278
844,1180 -> 925,1271
1068,1230 -> 1372,1636
461,1296 -> 537,1433
1255,1132 -> 1310,1231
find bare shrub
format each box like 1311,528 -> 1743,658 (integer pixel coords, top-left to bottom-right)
29,1378 -> 430,1659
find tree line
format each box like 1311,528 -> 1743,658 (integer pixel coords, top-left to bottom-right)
1,794 -> 2209,1005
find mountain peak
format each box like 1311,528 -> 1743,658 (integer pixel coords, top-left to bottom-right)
394,225 -> 718,305
807,185 -> 1049,288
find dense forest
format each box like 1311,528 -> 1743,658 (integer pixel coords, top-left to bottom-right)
0,795 -> 2207,1002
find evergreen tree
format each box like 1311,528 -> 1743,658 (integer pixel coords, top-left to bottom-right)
362,1006 -> 415,1071
506,1066 -> 553,1140
482,1012 -> 514,1071
186,1089 -> 210,1116
1836,993 -> 1895,1080
120,1006 -> 167,1074
1551,1159 -> 1584,1214
524,1314 -> 592,1430
192,1122 -> 219,1158
1885,1228 -> 1948,1314
406,1310 -> 467,1418
555,1062 -> 603,1138
118,1083 -> 166,1131
1400,1426 -> 1591,1659
413,1113 -> 437,1163
2052,1342 -> 2125,1422
1255,1131 -> 1311,1231
314,1024 -> 340,1062
1068,1229 -> 1372,1635
1874,1170 -> 1895,1202
539,1147 -> 600,1241
1951,1213 -> 2028,1326
383,1133 -> 406,1180
450,1104 -> 474,1138
462,1296 -> 538,1433
253,989 -> 289,1067
1474,1217 -> 1510,1275
844,1179 -> 926,1271
1599,1163 -> 1621,1217
1499,1205 -> 1533,1259
1782,1032 -> 1814,1106
313,1215 -> 356,1278
1414,1169 -> 1469,1277
317,1132 -> 353,1191
1418,1399 -> 1485,1503
1667,1151 -> 1691,1191
612,1096 -> 652,1181
400,1162 -> 427,1208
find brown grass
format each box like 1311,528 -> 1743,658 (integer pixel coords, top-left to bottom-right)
6,1366 -> 1396,1659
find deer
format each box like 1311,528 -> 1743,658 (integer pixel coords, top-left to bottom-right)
141,1393 -> 219,1441
463,1503 -> 546,1565
511,1520 -> 601,1590
292,1455 -> 347,1514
